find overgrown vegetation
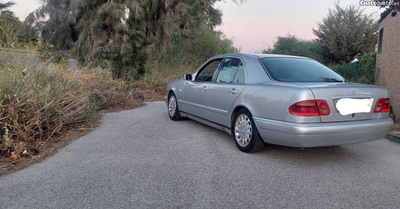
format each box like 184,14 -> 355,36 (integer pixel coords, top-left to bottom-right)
0,50 -> 142,159
28,0 -> 240,79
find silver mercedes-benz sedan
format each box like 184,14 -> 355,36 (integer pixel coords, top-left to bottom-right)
164,53 -> 393,153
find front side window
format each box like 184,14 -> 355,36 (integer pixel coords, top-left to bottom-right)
195,59 -> 222,82
260,58 -> 345,82
216,58 -> 241,83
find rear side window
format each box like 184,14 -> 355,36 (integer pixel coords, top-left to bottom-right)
233,63 -> 245,83
216,58 -> 241,83
195,59 -> 222,82
260,58 -> 344,82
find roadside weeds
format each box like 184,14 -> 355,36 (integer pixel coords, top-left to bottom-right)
0,61 -> 145,175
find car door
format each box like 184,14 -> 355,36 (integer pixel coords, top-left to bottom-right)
206,58 -> 246,127
183,59 -> 223,118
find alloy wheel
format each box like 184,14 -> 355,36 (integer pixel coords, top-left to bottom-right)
234,114 -> 252,147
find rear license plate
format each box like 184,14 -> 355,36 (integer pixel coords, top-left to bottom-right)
335,98 -> 374,115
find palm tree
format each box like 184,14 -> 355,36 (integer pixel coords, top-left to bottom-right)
0,2 -> 18,47
0,1 -> 15,13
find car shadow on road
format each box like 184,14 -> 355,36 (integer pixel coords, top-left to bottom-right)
257,143 -> 365,166
173,116 -> 368,166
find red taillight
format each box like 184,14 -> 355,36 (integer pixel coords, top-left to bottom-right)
374,98 -> 390,113
289,100 -> 330,116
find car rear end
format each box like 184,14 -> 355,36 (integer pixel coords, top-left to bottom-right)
253,57 -> 393,147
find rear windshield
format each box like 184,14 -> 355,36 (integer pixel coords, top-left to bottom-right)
260,57 -> 345,82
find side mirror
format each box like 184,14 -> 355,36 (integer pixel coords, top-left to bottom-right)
185,74 -> 192,81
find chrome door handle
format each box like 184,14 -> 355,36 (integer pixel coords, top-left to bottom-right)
229,88 -> 238,94
201,86 -> 208,91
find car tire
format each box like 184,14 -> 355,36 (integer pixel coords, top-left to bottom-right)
232,109 -> 265,153
168,92 -> 182,121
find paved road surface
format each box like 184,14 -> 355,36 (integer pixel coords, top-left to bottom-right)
1,101 -> 400,209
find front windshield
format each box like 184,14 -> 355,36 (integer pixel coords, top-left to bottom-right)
260,57 -> 345,82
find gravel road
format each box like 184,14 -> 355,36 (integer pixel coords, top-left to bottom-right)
1,101 -> 400,209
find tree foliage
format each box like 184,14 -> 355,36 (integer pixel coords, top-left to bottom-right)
0,1 -> 39,48
29,0 -> 237,79
0,11 -> 19,47
0,2 -> 37,48
34,0 -> 75,50
313,2 -> 378,63
0,1 -> 15,12
0,1 -> 16,47
263,35 -> 329,65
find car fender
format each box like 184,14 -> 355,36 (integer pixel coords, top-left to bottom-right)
228,83 -> 320,128
166,79 -> 186,109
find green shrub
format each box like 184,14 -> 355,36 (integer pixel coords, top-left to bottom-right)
331,63 -> 359,82
359,52 -> 376,84
145,24 -> 237,87
331,52 -> 376,84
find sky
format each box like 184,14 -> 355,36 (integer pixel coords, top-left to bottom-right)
5,0 -> 384,53
215,0 -> 384,52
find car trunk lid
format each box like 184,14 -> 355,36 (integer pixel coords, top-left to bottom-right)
290,82 -> 387,122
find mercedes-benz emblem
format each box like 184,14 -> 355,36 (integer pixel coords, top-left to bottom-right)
351,88 -> 357,94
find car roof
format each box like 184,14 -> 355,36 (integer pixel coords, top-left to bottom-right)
203,53 -> 313,84
212,53 -> 309,60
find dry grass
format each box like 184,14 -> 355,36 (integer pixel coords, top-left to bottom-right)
136,57 -> 196,100
0,56 -> 143,164
131,79 -> 165,101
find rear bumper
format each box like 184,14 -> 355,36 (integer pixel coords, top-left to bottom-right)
254,117 -> 393,147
